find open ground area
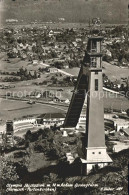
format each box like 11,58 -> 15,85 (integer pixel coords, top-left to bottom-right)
103,61 -> 129,81
0,58 -> 129,123
0,98 -> 67,122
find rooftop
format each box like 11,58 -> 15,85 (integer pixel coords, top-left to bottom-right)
38,113 -> 66,119
80,153 -> 112,163
88,36 -> 103,41
123,128 -> 129,136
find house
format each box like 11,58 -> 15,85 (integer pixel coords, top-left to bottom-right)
28,45 -> 33,51
0,132 -> 3,145
53,29 -> 62,35
112,141 -> 129,153
37,113 -> 66,126
58,18 -> 65,22
72,42 -> 77,47
13,47 -> 18,54
66,153 -> 75,164
49,30 -> 54,37
63,64 -> 69,69
53,97 -> 60,103
65,99 -> 70,104
114,119 -> 129,131
113,59 -> 118,65
36,93 -> 41,99
62,131 -> 68,137
19,43 -> 24,48
33,60 -> 38,65
105,49 -> 112,57
76,38 -> 82,42
120,128 -> 129,136
113,80 -> 121,89
49,68 -> 58,74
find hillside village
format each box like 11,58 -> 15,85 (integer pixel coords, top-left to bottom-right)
0,25 -> 129,93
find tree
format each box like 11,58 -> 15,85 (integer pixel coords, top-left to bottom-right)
127,109 -> 129,116
27,71 -> 33,80
1,158 -> 19,188
34,70 -> 38,79
18,67 -> 24,76
25,130 -> 32,142
53,78 -> 57,84
24,68 -> 28,77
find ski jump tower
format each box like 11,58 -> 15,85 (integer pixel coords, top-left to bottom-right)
64,35 -> 112,174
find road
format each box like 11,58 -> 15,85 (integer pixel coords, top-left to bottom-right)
56,66 -> 121,94
57,69 -> 74,77
1,96 -> 68,112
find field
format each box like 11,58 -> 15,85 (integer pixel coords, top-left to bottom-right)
64,62 -> 129,81
0,56 -> 48,73
0,54 -> 129,123
63,64 -> 129,111
62,67 -> 80,77
0,99 -> 67,122
103,92 -> 129,111
0,90 -> 129,124
103,61 -> 129,81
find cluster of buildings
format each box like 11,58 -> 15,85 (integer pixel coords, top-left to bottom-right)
0,113 -> 66,147
0,26 -> 88,69
1,24 -> 127,72
0,24 -> 128,92
103,75 -> 129,92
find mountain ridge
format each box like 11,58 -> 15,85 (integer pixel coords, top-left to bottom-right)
0,0 -> 128,24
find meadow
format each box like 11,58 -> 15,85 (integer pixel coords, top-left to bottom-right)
0,56 -> 129,123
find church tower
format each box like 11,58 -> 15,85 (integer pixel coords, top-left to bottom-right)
81,36 -> 112,174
